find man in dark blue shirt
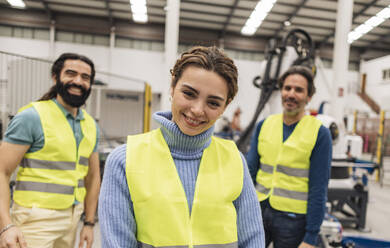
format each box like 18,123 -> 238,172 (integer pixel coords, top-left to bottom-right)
246,66 -> 332,248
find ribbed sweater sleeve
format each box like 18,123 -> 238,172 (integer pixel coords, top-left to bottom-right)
236,153 -> 265,247
98,144 -> 137,248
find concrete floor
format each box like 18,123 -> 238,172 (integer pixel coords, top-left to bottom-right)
75,157 -> 390,248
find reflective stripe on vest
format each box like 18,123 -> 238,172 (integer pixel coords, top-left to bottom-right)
79,156 -> 89,166
256,164 -> 309,200
13,100 -> 96,209
21,158 -> 76,170
255,183 -> 270,195
15,181 -> 74,195
78,179 -> 85,188
276,164 -> 309,178
273,187 -> 308,201
126,129 -> 242,247
256,114 -> 321,214
260,163 -> 273,174
138,242 -> 238,248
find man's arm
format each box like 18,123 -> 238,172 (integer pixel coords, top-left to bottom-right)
245,120 -> 264,183
0,142 -> 29,248
78,152 -> 100,248
301,126 -> 332,247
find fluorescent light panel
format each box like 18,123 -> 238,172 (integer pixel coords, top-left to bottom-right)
129,0 -> 148,23
348,5 -> 390,44
133,13 -> 148,23
7,0 -> 25,8
241,0 -> 277,36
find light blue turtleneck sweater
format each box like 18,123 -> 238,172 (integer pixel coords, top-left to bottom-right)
98,111 -> 265,247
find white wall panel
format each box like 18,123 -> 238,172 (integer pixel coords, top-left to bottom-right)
360,55 -> 390,111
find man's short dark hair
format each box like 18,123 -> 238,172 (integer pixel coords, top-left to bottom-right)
278,65 -> 315,97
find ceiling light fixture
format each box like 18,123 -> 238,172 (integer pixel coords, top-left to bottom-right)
348,4 -> 390,44
129,0 -> 148,23
7,0 -> 25,8
241,0 -> 277,36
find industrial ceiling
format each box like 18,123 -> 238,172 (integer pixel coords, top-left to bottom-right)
1,0 -> 390,61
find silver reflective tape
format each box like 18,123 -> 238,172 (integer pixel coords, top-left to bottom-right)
276,165 -> 309,178
273,187 -> 308,201
138,242 -> 188,248
79,156 -> 89,166
255,183 -> 270,195
21,158 -> 76,170
195,242 -> 238,248
260,163 -> 274,174
78,179 -> 85,188
15,181 -> 74,195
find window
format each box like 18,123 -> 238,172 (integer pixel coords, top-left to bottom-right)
382,68 -> 390,82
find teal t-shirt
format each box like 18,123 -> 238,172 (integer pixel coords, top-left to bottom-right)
4,99 -> 99,153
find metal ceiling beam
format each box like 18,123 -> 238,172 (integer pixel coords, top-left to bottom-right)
41,0 -> 54,21
220,0 -> 240,38
277,1 -> 335,13
104,0 -> 114,27
181,0 -> 245,10
352,0 -> 381,20
273,0 -> 308,37
319,0 -> 380,46
363,32 -> 390,52
354,1 -> 388,8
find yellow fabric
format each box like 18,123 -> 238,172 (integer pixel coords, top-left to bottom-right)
256,114 -> 321,214
11,203 -> 84,248
14,100 -> 96,209
126,129 -> 243,247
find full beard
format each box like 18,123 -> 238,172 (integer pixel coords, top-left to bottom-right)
56,80 -> 91,108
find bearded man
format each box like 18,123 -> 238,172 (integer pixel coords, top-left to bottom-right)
0,53 -> 100,248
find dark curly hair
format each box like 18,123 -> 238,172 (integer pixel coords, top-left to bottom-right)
170,46 -> 238,104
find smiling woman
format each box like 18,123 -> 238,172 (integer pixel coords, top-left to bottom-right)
98,46 -> 266,248
171,65 -> 228,136
169,46 -> 238,136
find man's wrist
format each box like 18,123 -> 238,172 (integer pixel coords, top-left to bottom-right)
303,231 -> 318,246
83,221 -> 95,227
0,223 -> 15,236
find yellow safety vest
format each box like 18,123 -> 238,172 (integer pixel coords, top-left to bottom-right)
255,114 -> 321,214
13,100 -> 96,209
126,129 -> 243,248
